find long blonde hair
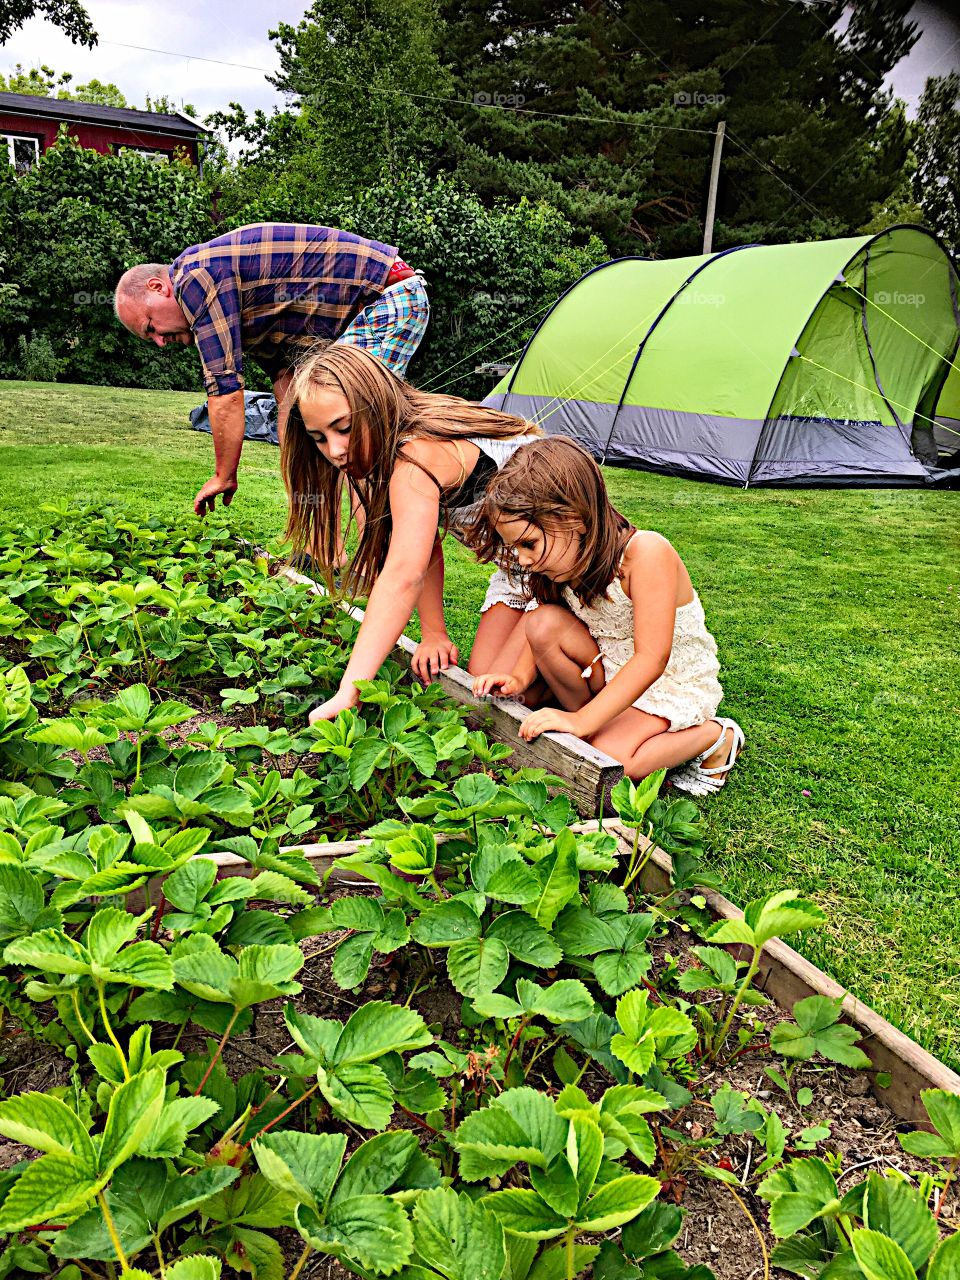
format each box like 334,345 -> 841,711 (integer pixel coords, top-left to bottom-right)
282,344 -> 539,595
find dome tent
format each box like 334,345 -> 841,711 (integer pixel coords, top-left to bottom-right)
482,226 -> 960,487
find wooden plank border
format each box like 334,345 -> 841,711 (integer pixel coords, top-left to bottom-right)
262,553 -> 624,817
601,819 -> 960,1126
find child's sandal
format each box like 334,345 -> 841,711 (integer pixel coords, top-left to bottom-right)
671,718 -> 745,797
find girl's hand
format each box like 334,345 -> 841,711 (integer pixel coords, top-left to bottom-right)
519,707 -> 586,741
308,686 -> 359,724
411,632 -> 459,682
472,672 -> 527,699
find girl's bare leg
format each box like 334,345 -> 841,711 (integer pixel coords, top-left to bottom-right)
522,604 -> 607,708
467,603 -> 547,705
591,713 -> 723,780
467,603 -> 526,673
524,606 -> 733,780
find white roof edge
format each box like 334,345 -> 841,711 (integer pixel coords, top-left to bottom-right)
176,110 -> 211,132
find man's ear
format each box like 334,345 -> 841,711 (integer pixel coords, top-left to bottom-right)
146,274 -> 170,296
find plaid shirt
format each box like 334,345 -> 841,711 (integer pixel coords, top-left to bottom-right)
170,223 -> 397,396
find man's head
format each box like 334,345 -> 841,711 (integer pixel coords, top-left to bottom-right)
114,264 -> 193,347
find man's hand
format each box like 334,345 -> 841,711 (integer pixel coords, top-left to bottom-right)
411,631 -> 459,682
194,472 -> 238,517
307,685 -> 360,725
472,671 -> 528,700
518,706 -> 586,742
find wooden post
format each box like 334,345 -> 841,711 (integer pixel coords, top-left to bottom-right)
702,120 -> 726,255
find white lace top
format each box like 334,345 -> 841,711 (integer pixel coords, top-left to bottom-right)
562,533 -> 723,732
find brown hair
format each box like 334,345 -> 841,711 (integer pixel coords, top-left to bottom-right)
281,344 -> 539,595
465,436 -> 634,606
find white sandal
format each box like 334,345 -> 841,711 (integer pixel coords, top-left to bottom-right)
670,718 -> 745,797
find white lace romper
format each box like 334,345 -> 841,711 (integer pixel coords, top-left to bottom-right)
562,532 -> 724,732
443,432 -> 542,612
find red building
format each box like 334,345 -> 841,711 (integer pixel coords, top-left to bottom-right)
0,92 -> 209,172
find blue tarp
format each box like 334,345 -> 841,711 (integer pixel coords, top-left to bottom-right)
190,392 -> 279,445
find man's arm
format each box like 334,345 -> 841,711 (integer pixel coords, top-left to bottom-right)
194,390 -> 246,516
175,265 -> 246,516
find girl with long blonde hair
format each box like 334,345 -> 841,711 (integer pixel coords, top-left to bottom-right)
281,344 -> 541,722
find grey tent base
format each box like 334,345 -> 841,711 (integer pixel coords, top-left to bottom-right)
486,391 -> 960,488
190,392 -> 279,445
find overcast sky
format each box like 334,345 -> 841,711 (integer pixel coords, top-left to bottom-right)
1,0 -> 958,121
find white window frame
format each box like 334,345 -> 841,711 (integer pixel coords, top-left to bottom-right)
119,145 -> 171,164
4,133 -> 40,170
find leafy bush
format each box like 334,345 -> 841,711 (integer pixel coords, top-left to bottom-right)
16,332 -> 62,382
0,131 -> 212,390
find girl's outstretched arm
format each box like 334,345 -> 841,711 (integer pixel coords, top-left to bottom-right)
520,534 -> 678,741
411,536 -> 460,681
308,455 -> 443,722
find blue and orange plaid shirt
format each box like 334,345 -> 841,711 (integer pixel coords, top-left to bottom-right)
170,223 -> 398,396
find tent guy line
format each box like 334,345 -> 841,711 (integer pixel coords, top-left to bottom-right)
796,354 -> 960,441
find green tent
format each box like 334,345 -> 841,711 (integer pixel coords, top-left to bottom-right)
935,356 -> 960,465
483,225 -> 960,486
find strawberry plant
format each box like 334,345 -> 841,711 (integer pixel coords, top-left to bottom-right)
0,505 -> 956,1280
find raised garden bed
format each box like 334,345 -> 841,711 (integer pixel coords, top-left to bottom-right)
1,507 -> 958,1280
153,821 -> 960,1128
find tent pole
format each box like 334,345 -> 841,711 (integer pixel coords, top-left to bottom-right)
702,120 -> 726,255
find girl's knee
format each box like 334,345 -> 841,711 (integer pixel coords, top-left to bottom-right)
522,603 -> 568,649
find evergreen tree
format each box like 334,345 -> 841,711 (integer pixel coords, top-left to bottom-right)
913,71 -> 960,254
436,0 -> 919,254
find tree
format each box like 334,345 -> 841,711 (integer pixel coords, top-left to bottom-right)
0,62 -> 72,94
0,0 -> 96,46
0,62 -> 128,107
265,0 -> 456,200
434,0 -> 919,255
0,63 -> 196,112
913,72 -> 960,254
143,93 -> 200,118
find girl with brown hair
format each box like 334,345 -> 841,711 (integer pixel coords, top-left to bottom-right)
467,436 -> 744,790
281,344 -> 541,722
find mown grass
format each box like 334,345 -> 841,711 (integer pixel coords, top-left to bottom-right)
1,379 -> 958,1070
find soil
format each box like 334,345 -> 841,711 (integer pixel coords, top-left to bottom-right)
0,880 -> 949,1280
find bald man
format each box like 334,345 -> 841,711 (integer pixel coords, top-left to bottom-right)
115,222 -> 429,515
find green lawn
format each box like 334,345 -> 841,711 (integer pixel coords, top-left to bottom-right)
2,380 -> 958,1071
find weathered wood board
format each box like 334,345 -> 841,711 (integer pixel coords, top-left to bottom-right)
603,819 -> 960,1126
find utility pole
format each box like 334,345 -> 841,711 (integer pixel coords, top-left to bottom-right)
702,120 -> 726,255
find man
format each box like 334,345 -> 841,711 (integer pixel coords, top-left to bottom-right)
114,223 -> 429,515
